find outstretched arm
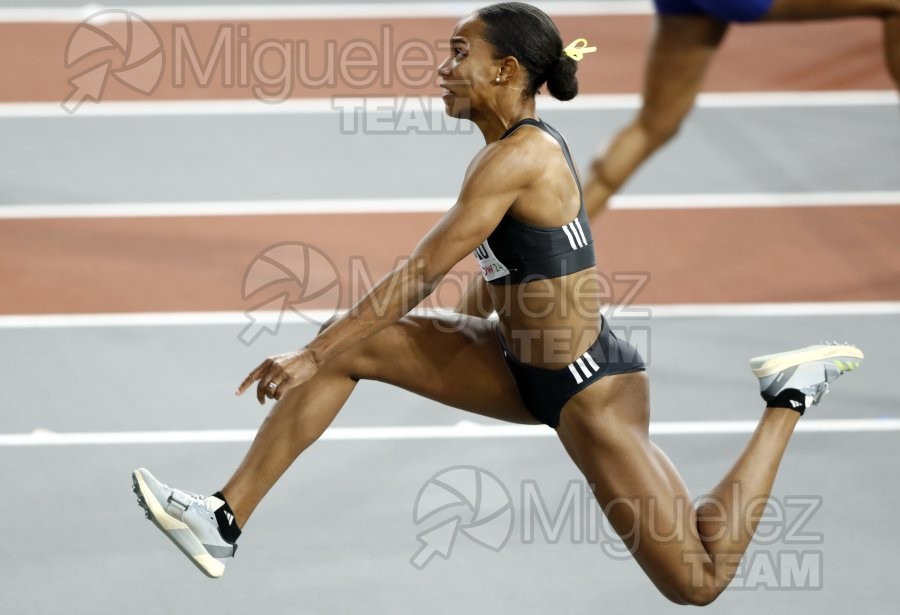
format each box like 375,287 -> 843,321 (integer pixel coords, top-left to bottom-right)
238,140 -> 537,402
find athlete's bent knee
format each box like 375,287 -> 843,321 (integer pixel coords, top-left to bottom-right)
660,580 -> 721,607
674,592 -> 718,607
332,318 -> 412,381
677,585 -> 721,607
636,114 -> 682,149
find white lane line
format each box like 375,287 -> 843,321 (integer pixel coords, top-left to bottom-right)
2,418 -> 898,447
609,191 -> 900,210
0,198 -> 451,218
2,302 -> 900,329
0,2 -> 654,23
618,302 -> 900,317
1,192 -> 898,219
0,92 -> 895,118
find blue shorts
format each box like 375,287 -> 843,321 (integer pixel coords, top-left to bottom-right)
498,318 -> 646,428
654,0 -> 774,23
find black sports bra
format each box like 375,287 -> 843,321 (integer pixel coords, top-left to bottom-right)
473,118 -> 596,285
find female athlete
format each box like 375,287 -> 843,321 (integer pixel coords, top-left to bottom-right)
132,2 -> 863,605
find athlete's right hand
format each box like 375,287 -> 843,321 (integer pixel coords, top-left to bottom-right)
236,349 -> 319,404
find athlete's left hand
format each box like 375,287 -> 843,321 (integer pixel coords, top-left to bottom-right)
236,349 -> 319,404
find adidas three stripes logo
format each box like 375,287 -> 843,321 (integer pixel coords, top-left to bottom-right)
561,218 -> 588,250
568,351 -> 602,384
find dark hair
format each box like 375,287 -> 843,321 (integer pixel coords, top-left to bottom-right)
476,2 -> 578,101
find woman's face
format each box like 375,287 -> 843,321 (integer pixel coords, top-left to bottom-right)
437,16 -> 502,119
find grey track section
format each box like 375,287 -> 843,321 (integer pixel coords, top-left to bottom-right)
0,315 -> 895,433
0,316 -> 897,614
2,436 -> 896,614
2,106 -> 899,205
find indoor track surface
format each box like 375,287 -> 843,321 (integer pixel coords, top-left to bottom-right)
1,1 -> 898,614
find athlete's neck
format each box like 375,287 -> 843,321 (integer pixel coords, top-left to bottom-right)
473,97 -> 538,144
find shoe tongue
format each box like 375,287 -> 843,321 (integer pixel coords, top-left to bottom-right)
205,495 -> 225,513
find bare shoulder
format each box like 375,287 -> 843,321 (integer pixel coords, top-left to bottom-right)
461,125 -> 553,191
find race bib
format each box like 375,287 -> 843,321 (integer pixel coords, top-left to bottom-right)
474,240 -> 510,281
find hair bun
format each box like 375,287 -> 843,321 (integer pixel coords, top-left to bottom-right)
545,53 -> 578,101
477,3 -> 579,100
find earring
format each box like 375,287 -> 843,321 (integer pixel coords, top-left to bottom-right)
495,76 -> 501,83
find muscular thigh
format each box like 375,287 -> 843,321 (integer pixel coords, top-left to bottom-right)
347,314 -> 539,425
556,372 -> 712,599
639,16 -> 728,131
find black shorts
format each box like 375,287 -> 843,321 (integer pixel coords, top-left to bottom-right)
497,318 -> 646,428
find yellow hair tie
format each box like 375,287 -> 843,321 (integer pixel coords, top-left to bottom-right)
563,38 -> 597,62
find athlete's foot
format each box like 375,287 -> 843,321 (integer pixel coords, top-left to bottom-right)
750,343 -> 863,413
132,468 -> 236,578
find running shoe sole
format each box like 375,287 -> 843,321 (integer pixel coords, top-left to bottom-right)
750,344 -> 863,379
